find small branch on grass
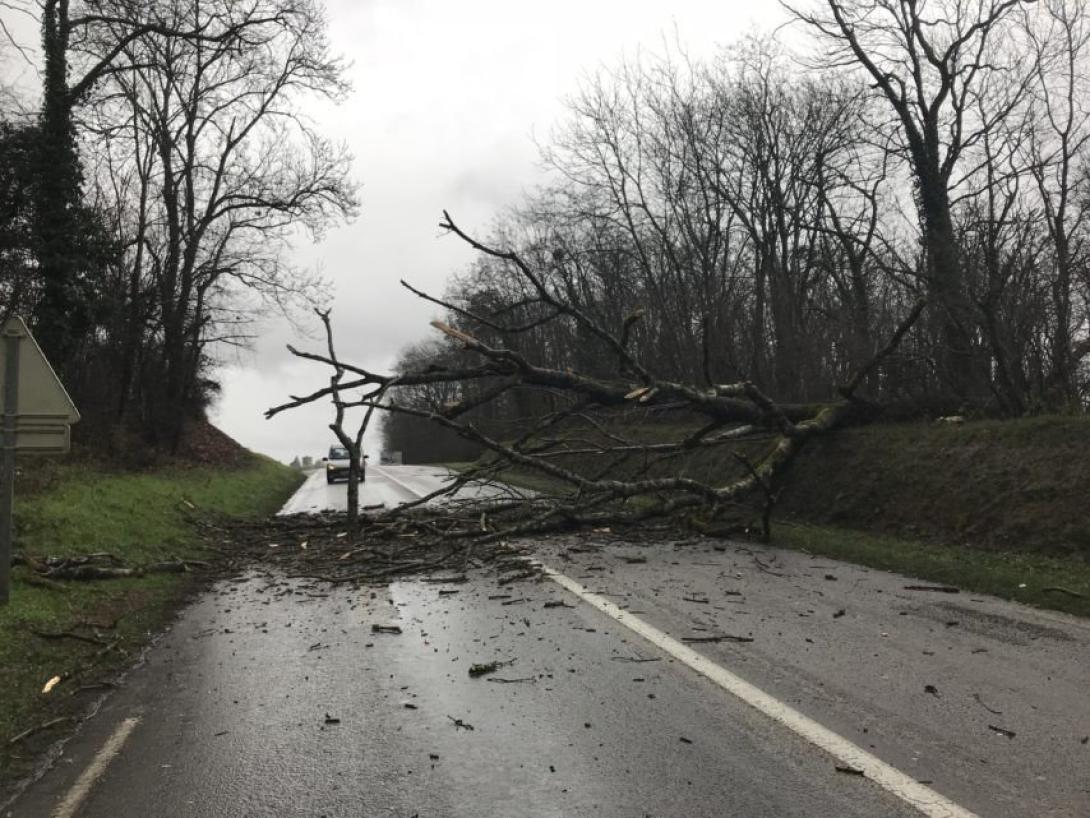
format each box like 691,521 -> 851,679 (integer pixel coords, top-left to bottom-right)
21,574 -> 67,591
30,629 -> 110,646
1042,586 -> 1086,599
7,717 -> 75,747
11,555 -> 214,584
40,566 -> 140,581
73,681 -> 118,694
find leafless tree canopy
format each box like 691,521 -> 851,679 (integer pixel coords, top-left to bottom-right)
0,0 -> 356,449
378,8 -> 1090,430
274,5 -> 1090,534
79,0 -> 357,444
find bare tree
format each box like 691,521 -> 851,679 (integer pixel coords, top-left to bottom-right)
388,23 -> 1089,436
1021,0 -> 1090,406
83,0 -> 357,445
787,0 -> 1037,403
304,309 -> 387,525
524,43 -> 906,406
0,0 -> 330,369
698,42 -> 888,399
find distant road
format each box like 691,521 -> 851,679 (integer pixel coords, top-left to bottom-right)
278,463 -> 525,514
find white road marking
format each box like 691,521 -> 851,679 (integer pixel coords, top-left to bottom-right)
370,464 -> 431,497
52,716 -> 140,818
542,565 -> 980,818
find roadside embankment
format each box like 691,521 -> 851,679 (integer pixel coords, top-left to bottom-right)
775,416 -> 1090,618
779,416 -> 1090,559
0,448 -> 303,796
463,415 -> 1090,618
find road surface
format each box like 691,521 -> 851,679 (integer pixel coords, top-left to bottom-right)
6,465 -> 1089,817
278,464 -> 525,515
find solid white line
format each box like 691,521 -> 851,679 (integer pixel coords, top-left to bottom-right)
52,717 -> 140,818
276,471 -> 326,516
542,566 -> 980,818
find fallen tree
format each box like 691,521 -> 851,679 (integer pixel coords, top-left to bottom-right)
268,212 -> 927,545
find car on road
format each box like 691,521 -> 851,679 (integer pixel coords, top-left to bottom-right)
324,445 -> 366,484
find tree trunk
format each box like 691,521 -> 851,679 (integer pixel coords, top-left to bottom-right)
32,0 -> 85,368
918,174 -> 985,404
1047,224 -> 1076,408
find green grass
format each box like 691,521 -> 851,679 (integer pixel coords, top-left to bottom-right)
774,522 -> 1090,618
14,456 -> 298,561
0,455 -> 303,794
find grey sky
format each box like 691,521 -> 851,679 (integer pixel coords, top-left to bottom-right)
5,1 -> 791,464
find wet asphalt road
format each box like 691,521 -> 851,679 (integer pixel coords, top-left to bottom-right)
7,467 -> 1090,818
278,466 -> 525,515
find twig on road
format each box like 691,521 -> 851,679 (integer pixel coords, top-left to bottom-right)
903,585 -> 960,593
447,715 -> 475,731
973,693 -> 1003,715
681,634 -> 755,644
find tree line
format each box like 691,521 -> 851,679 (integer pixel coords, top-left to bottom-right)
0,0 -> 355,451
385,0 -> 1090,459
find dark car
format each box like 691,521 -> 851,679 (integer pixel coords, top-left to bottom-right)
324,446 -> 366,484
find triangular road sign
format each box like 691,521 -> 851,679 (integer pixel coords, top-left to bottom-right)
1,317 -> 80,603
0,317 -> 80,423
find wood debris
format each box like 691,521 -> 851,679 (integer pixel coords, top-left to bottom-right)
468,659 -> 515,678
903,585 -> 960,593
447,715 -> 475,731
973,693 -> 1003,715
681,634 -> 754,644
173,513 -> 546,588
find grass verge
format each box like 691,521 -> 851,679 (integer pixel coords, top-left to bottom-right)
0,454 -> 303,796
774,522 -> 1090,619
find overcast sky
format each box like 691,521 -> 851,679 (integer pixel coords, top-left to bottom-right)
4,1 -> 793,463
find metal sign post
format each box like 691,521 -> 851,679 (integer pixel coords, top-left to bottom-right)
0,330 -> 19,605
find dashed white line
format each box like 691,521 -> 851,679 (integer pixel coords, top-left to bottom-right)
542,565 -> 980,818
52,716 -> 140,818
